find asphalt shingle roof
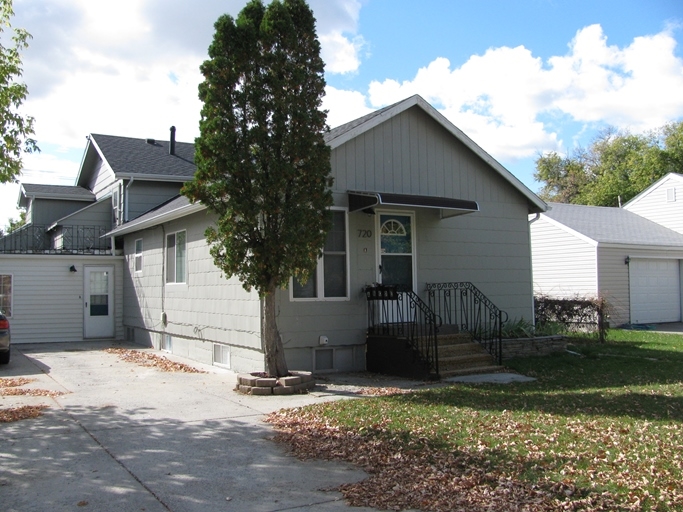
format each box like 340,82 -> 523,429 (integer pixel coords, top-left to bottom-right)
544,202 -> 683,247
91,133 -> 196,179
21,184 -> 95,201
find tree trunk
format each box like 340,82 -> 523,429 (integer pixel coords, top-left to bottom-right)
262,288 -> 289,377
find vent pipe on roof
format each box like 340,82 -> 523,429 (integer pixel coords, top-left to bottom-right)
169,126 -> 176,155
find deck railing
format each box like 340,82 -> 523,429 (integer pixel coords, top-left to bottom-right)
365,284 -> 440,378
0,224 -> 111,254
427,282 -> 507,364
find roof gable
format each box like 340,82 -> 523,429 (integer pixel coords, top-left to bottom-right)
623,172 -> 683,209
76,133 -> 196,187
326,95 -> 546,214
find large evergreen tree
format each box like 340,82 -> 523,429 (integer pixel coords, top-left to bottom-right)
0,0 -> 38,182
182,0 -> 333,377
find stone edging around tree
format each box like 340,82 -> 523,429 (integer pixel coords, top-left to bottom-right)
235,370 -> 315,395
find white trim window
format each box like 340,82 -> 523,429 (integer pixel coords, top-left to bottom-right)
134,238 -> 143,273
166,230 -> 187,284
0,274 -> 12,317
292,209 -> 349,300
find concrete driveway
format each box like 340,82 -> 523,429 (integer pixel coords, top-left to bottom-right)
0,342 -> 385,512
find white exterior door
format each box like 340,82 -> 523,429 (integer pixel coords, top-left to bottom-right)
629,258 -> 681,324
84,266 -> 115,338
377,212 -> 416,291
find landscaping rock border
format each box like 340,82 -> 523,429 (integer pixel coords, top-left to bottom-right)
502,335 -> 567,360
235,371 -> 315,395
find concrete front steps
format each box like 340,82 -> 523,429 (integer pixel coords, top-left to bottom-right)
436,332 -> 504,378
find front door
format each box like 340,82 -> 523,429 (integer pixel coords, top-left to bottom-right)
84,266 -> 114,338
378,212 -> 415,290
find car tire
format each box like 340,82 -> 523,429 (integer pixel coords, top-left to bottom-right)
0,348 -> 9,364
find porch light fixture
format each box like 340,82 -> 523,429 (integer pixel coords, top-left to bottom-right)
69,265 -> 77,272
624,256 -> 630,265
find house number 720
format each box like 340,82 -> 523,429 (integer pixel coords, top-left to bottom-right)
357,229 -> 372,238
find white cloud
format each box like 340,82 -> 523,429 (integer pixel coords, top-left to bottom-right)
549,25 -> 683,130
319,31 -> 364,74
311,0 -> 364,74
367,24 -> 683,162
323,86 -> 373,127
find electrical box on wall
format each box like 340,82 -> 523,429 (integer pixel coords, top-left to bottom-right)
319,335 -> 328,345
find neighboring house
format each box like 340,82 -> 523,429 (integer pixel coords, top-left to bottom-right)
530,197 -> 683,327
107,95 -> 546,374
623,173 -> 683,234
0,128 -> 194,344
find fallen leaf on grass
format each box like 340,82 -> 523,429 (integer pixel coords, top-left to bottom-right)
0,405 -> 48,422
105,348 -> 206,373
266,408 -> 623,512
0,377 -> 34,388
355,387 -> 409,396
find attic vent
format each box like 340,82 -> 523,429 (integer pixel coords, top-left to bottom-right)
146,138 -> 155,145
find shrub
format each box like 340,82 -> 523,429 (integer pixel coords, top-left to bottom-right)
534,295 -> 607,342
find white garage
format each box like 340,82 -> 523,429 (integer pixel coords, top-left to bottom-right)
531,202 -> 683,326
629,258 -> 682,324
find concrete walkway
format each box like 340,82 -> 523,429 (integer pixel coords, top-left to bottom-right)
1,342 -> 393,512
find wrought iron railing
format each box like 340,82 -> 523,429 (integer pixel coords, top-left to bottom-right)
0,224 -> 111,254
365,284 -> 440,378
427,282 -> 507,364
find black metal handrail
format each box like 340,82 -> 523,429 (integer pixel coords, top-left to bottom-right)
365,284 -> 440,378
426,282 -> 507,364
0,224 -> 111,254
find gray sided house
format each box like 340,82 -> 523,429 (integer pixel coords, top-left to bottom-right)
530,191 -> 683,327
108,95 -> 546,375
0,129 -> 194,344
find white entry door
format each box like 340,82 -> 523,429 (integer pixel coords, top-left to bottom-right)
84,266 -> 115,338
377,212 -> 416,291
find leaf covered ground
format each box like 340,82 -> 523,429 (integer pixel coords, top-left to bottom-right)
266,331 -> 683,511
1,348 -> 205,423
0,377 -> 57,422
105,348 -> 206,373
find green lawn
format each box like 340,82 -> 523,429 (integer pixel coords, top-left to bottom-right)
267,330 -> 683,511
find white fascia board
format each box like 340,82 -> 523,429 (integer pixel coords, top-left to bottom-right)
75,135 -> 100,186
599,242 -> 683,253
115,173 -> 191,182
105,201 -> 207,237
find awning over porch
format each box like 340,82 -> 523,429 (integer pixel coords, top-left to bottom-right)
348,191 -> 479,218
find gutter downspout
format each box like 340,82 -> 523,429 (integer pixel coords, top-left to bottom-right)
528,213 -> 541,326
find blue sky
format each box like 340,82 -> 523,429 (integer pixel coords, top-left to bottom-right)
2,0 -> 683,227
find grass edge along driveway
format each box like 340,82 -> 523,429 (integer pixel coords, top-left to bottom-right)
267,330 -> 683,511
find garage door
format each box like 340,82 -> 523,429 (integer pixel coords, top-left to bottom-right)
629,258 -> 681,324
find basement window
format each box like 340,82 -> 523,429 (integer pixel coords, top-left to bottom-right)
161,334 -> 172,352
213,344 -> 231,368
